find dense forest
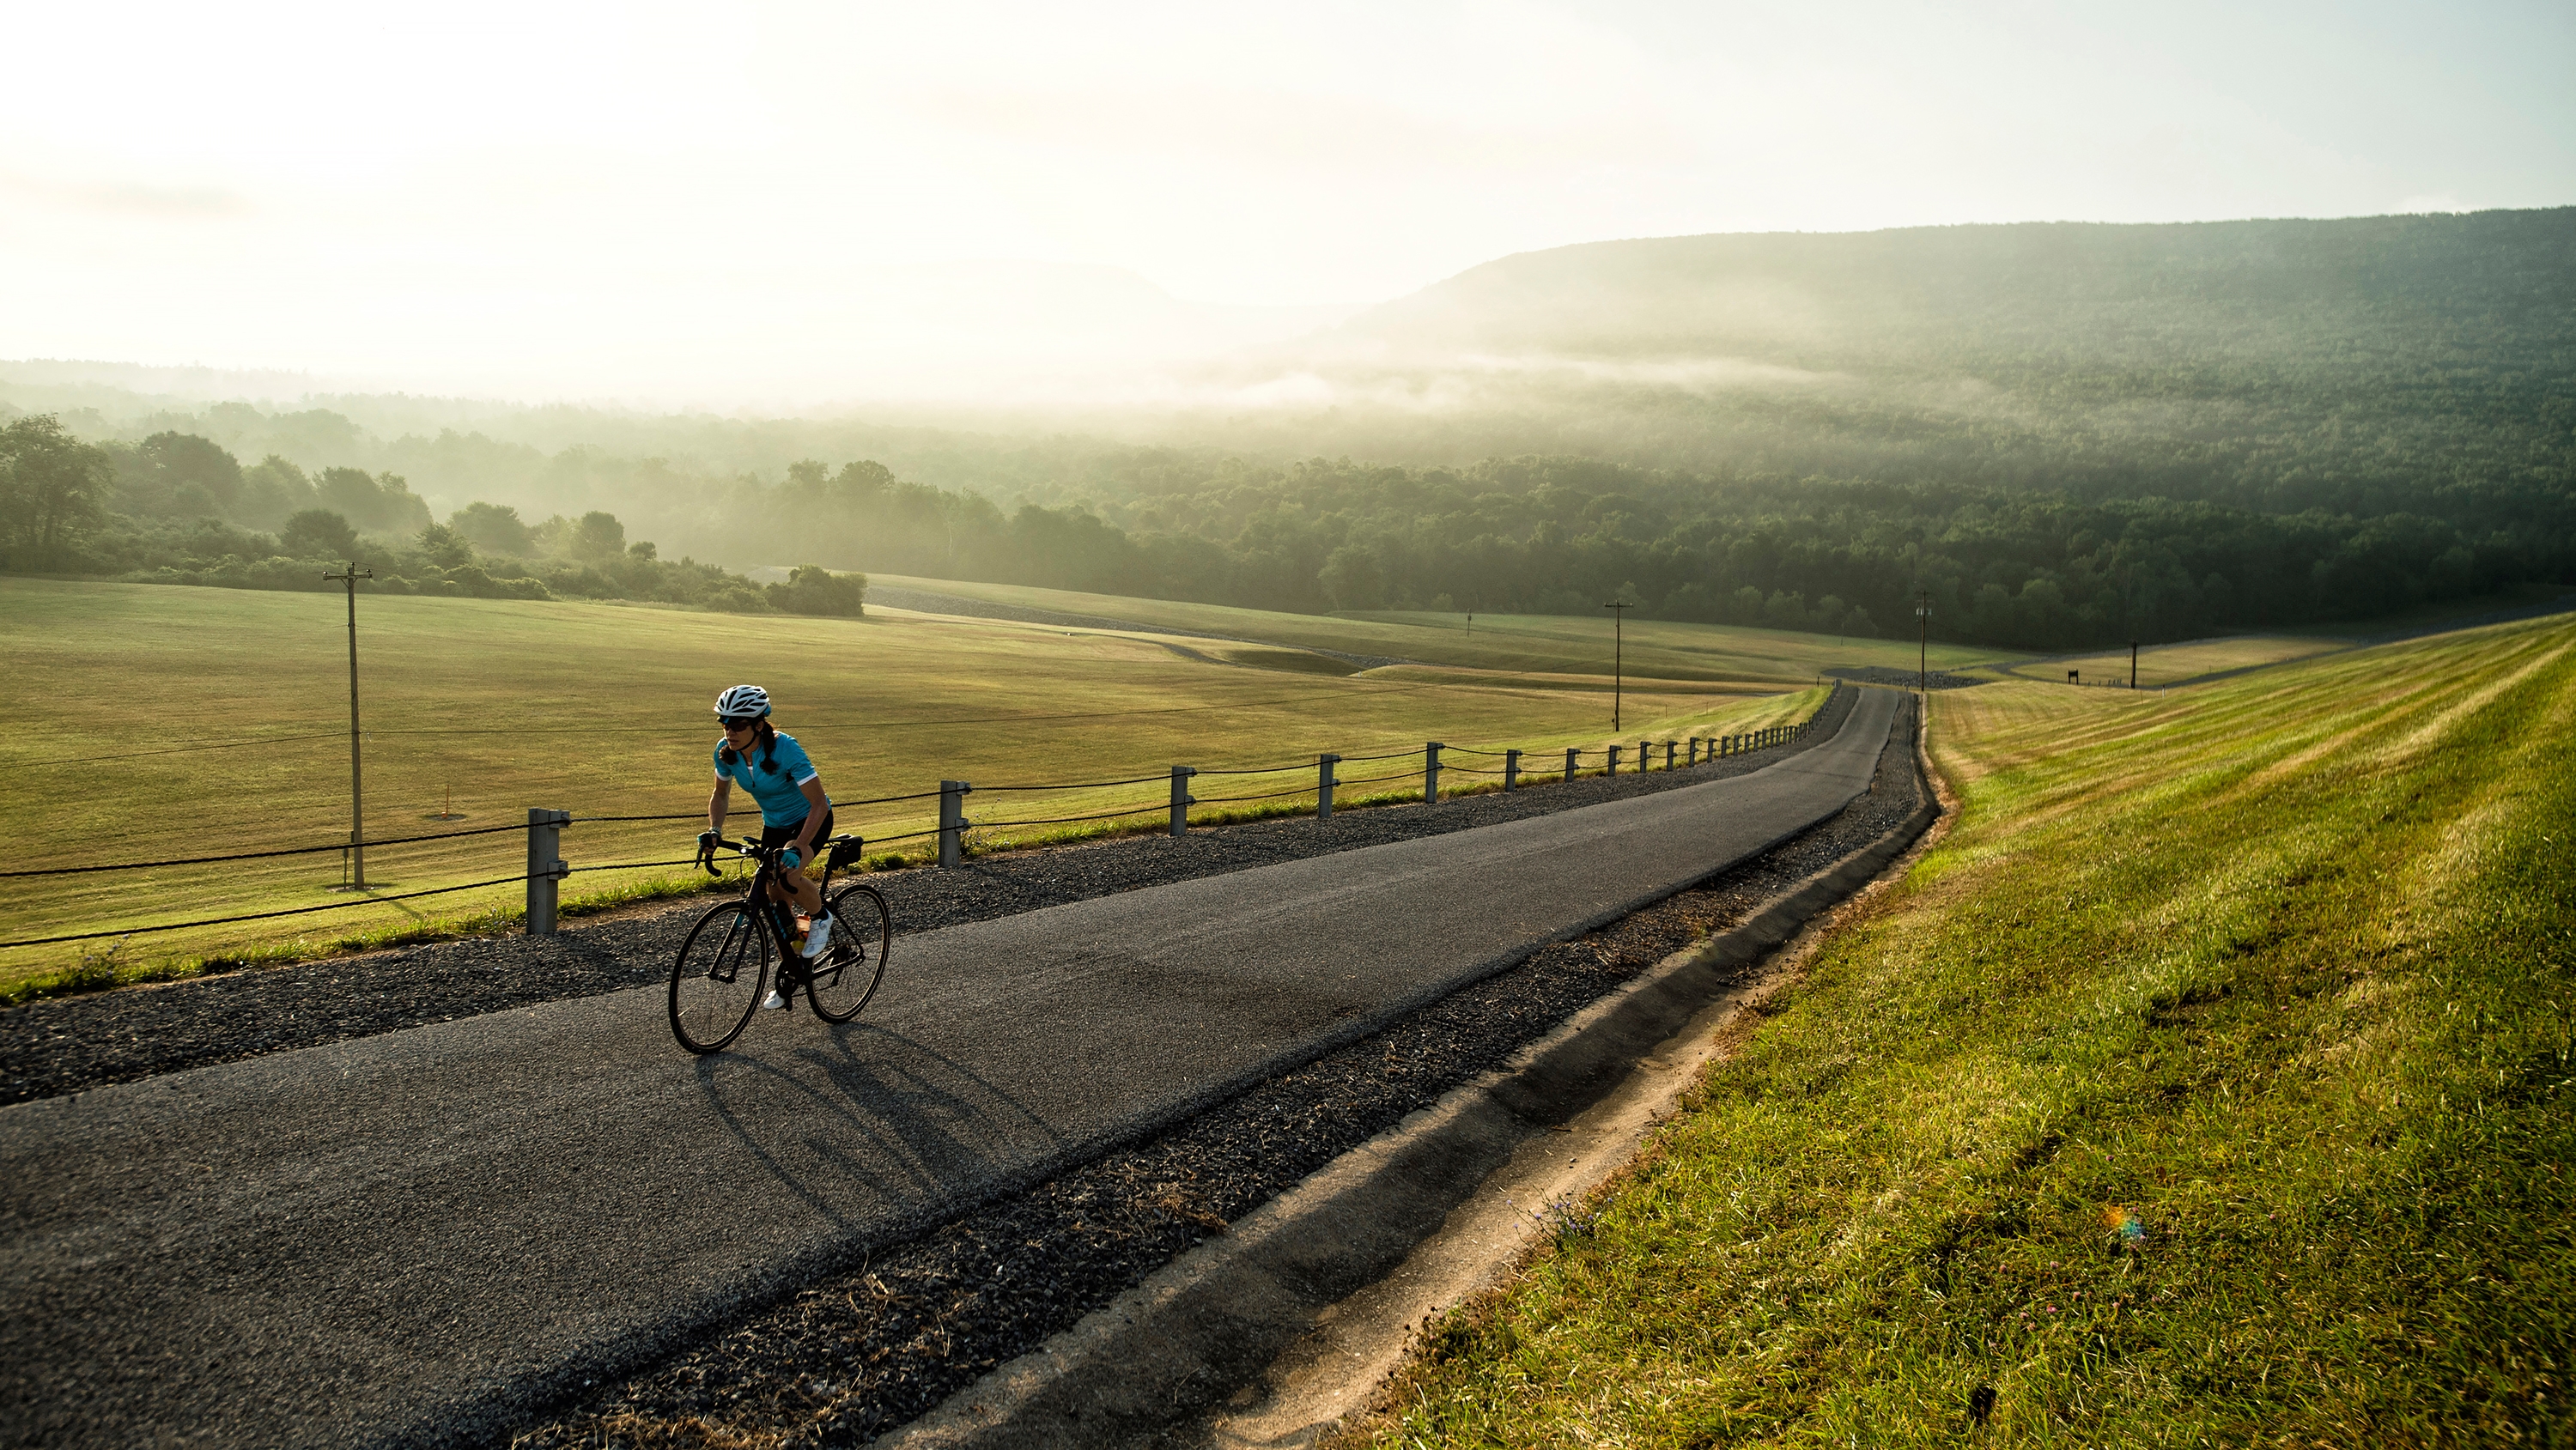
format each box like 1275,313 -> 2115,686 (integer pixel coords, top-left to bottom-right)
655,451 -> 2566,647
3,409 -> 2555,648
3,209 -> 2568,647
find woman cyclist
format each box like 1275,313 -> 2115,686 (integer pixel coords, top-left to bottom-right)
701,684 -> 834,1009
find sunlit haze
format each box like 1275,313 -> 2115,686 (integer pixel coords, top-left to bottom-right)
5,0 -> 2568,406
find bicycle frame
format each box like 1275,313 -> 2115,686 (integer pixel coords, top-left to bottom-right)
671,832 -> 884,1051
703,834 -> 856,980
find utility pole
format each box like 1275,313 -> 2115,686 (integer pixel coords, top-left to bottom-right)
324,561 -> 374,888
2130,640 -> 2140,689
1602,600 -> 1632,731
1915,590 -> 1932,700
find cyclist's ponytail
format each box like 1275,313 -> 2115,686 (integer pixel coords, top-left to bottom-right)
754,718 -> 780,773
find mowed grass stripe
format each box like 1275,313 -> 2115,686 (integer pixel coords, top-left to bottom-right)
1,579 -> 1819,992
1357,615 -> 2576,1446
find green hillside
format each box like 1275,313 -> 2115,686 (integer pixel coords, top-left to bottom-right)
1360,614 -> 2576,1444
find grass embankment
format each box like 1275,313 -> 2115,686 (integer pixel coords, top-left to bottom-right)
1358,616 -> 2576,1445
872,574 -> 2001,685
2017,635 -> 2348,689
0,579 -> 1824,998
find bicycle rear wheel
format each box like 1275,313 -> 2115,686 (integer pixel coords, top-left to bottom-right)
806,883 -> 890,1023
670,901 -> 769,1053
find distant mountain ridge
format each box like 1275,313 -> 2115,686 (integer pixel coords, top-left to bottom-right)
1328,209 -> 2576,369
1144,209 -> 2575,525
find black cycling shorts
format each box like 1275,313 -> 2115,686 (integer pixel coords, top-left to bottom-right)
760,810 -> 834,871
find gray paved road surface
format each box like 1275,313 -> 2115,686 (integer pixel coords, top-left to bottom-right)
1,690 -> 1901,1447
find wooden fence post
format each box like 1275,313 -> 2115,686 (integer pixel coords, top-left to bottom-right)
939,781 -> 972,866
525,807 -> 569,935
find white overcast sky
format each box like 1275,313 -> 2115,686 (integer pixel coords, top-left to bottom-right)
3,0 -> 2569,404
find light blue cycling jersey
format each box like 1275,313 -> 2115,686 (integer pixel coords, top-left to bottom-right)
713,731 -> 829,827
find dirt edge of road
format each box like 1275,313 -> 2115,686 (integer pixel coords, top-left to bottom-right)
877,711 -> 1944,1450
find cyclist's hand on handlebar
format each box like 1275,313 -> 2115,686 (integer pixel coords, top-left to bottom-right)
696,830 -> 720,875
779,846 -> 803,871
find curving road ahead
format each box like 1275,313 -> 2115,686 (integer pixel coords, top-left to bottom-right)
1,689 -> 1903,1448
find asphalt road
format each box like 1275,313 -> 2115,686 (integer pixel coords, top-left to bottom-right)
2,689 -> 1902,1448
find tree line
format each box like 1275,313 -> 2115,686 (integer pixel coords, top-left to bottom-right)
643,452 -> 2569,650
0,416 -> 863,616
6,414 -> 2567,650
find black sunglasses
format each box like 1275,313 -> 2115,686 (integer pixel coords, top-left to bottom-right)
719,716 -> 760,731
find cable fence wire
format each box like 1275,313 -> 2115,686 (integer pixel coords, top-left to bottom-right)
973,803 -> 1164,830
1193,783 -> 1327,805
0,873 -> 538,951
0,819 -> 539,879
571,787 -> 945,823
1188,760 -> 1318,777
973,774 -> 1171,792
575,857 -> 741,874
1333,770 -> 1422,791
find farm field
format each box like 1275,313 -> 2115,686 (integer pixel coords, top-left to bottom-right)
0,578 -> 1827,994
871,574 -> 2001,684
1359,613 -> 2576,1444
2005,634 -> 2350,688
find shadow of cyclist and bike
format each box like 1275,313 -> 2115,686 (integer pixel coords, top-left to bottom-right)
687,1021 -> 1063,1226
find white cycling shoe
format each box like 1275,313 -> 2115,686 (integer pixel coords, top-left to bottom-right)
759,917 -> 834,1010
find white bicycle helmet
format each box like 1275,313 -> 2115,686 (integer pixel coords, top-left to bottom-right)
713,684 -> 771,720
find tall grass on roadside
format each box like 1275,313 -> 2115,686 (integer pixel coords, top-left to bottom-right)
1357,616 -> 2576,1446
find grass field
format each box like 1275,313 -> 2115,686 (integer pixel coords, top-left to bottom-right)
0,579 -> 1834,997
2007,634 -> 2351,689
1354,613 -> 2576,1445
872,575 -> 2001,685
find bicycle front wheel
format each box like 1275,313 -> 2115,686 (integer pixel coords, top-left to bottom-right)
807,883 -> 890,1023
670,901 -> 769,1053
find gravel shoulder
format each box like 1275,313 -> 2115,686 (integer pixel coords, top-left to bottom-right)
0,688 -> 1859,1107
505,690 -> 1923,1449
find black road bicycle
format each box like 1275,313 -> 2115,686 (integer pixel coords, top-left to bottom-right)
669,833 -> 891,1054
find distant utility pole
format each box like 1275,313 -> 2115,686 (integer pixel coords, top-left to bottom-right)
1602,600 -> 1633,731
2130,640 -> 2140,689
324,561 -> 374,889
1915,591 -> 1933,700
1465,610 -> 1473,640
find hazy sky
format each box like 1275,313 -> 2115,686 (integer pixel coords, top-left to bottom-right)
4,0 -> 2568,403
